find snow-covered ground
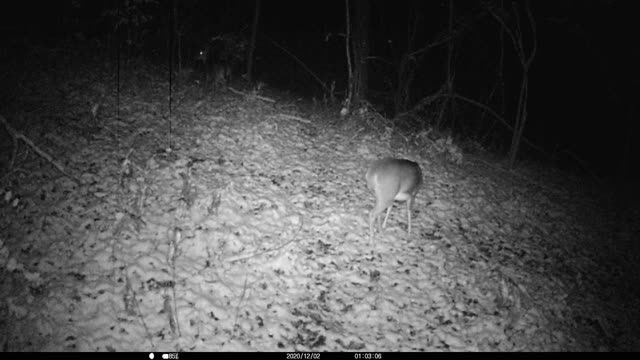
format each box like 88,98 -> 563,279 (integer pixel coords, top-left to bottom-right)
1,63 -> 639,352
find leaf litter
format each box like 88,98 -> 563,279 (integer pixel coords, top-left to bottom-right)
1,61 -> 639,352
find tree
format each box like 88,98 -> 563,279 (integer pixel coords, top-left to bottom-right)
488,0 -> 537,168
344,0 -> 370,114
246,0 -> 261,82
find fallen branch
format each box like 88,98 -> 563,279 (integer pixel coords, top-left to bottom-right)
1,114 -> 77,181
278,114 -> 311,124
228,87 -> 276,103
1,114 -> 145,224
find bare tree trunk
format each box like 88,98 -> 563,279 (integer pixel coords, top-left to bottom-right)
498,0 -> 506,124
344,0 -> 370,114
394,54 -> 412,114
489,0 -> 537,168
355,0 -> 369,101
246,0 -> 261,82
480,0 -> 506,147
393,0 -> 421,115
344,0 -> 354,113
173,0 -> 182,73
445,0 -> 456,131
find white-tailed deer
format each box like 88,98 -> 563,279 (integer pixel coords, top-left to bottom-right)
366,158 -> 422,239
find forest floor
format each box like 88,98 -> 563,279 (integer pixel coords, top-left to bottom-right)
1,50 -> 639,351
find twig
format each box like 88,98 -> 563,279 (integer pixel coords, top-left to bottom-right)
232,277 -> 249,339
225,220 -> 304,264
168,227 -> 182,337
127,275 -> 155,348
